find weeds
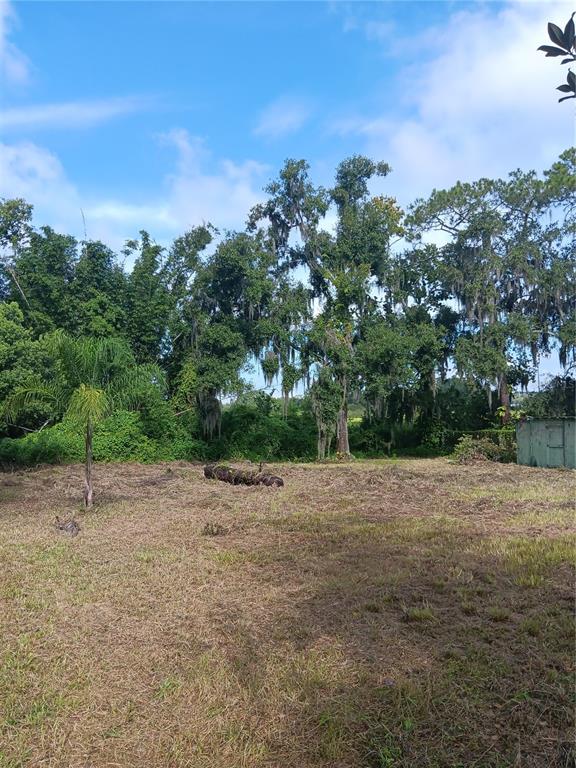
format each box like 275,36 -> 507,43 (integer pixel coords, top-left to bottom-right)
402,603 -> 437,623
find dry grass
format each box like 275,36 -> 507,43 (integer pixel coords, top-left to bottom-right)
0,458 -> 574,768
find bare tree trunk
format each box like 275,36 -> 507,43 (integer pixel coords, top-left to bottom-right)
336,405 -> 350,455
84,421 -> 93,509
499,373 -> 511,424
7,266 -> 30,307
336,376 -> 351,456
317,431 -> 326,461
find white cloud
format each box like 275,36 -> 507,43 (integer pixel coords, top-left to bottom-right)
0,0 -> 30,86
328,1 -> 575,207
0,130 -> 268,253
0,96 -> 151,131
254,96 -> 311,139
158,128 -> 268,232
82,129 -> 267,239
0,141 -> 80,225
0,1 -> 150,131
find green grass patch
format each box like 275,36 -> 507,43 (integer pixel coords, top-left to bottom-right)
209,549 -> 270,567
458,485 -> 574,505
512,507 -> 575,528
473,534 -> 575,586
403,603 -> 437,623
154,676 -> 182,700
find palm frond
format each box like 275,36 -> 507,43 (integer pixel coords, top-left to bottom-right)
49,332 -> 135,388
110,363 -> 167,411
4,379 -> 61,422
67,385 -> 110,425
92,337 -> 134,386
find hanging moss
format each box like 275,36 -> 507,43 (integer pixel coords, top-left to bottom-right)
197,389 -> 222,439
261,352 -> 280,386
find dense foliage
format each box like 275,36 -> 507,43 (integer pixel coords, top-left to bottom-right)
1,149 -> 574,467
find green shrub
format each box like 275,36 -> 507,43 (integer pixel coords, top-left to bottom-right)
91,411 -> 148,461
0,421 -> 83,465
453,431 -> 516,464
218,398 -> 316,461
420,418 -> 449,449
453,435 -> 500,463
0,410 -> 205,466
349,420 -> 422,457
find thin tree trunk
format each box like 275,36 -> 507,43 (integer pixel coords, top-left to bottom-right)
317,431 -> 326,461
7,266 -> 30,307
84,420 -> 93,509
336,406 -> 350,455
499,373 -> 511,424
336,376 -> 351,456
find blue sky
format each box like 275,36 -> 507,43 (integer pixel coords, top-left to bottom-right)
0,0 -> 574,377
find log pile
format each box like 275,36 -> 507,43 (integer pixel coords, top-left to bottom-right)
204,463 -> 284,487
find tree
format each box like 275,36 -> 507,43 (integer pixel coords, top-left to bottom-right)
71,241 -> 128,337
522,375 -> 576,419
162,225 -> 214,384
250,156 -> 403,457
356,314 -> 445,428
124,232 -> 171,362
185,230 -> 298,436
0,302 -> 52,436
0,198 -> 33,305
192,322 -> 247,438
5,225 -> 77,334
259,277 -> 311,418
5,334 -> 163,508
308,367 -> 341,460
538,13 -> 576,102
543,147 -> 576,368
406,161 -> 571,421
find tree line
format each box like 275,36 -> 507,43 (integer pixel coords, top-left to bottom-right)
1,149 -> 574,466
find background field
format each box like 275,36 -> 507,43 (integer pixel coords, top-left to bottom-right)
0,459 -> 574,768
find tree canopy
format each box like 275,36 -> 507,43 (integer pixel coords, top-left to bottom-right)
0,149 -> 573,464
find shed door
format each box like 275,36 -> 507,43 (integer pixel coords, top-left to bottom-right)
546,424 -> 564,467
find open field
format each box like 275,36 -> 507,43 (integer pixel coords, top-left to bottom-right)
0,459 -> 574,768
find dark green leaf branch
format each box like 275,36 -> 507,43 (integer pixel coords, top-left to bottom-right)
538,13 -> 576,102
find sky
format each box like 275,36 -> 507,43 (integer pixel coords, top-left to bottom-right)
0,0 -> 574,379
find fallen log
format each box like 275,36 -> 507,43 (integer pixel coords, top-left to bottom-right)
204,463 -> 284,487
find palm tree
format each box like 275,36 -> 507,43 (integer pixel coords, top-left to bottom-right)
5,333 -> 163,509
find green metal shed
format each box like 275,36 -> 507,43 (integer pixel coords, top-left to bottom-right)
516,419 -> 576,469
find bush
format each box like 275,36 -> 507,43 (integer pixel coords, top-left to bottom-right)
0,421 -> 83,466
453,430 -> 516,464
217,397 -> 317,462
0,410 -> 206,466
349,420 -> 422,457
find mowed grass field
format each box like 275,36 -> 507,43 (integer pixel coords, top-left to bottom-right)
0,459 -> 574,768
